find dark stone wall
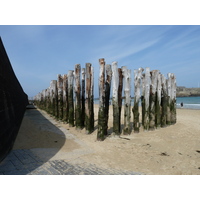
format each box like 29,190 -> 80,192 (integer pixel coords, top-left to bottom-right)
0,37 -> 28,162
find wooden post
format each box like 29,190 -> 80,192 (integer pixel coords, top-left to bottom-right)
50,81 -> 55,116
46,87 -> 50,114
118,68 -> 123,133
133,68 -> 143,133
41,89 -> 44,110
141,73 -> 145,127
166,73 -> 172,125
112,61 -> 120,135
85,63 -> 94,133
81,68 -> 86,127
44,89 -> 48,112
149,70 -> 159,130
57,74 -> 63,120
122,66 -> 131,135
97,58 -> 107,140
155,73 -> 162,128
161,74 -> 167,127
90,66 -> 94,131
68,70 -> 74,127
143,67 -> 151,131
63,74 -> 68,123
74,64 -> 83,129
105,64 -> 112,135
49,81 -> 53,115
170,73 -> 176,124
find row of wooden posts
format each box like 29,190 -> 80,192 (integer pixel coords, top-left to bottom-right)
34,58 -> 176,141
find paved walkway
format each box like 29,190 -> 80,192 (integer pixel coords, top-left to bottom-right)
0,149 -> 141,175
0,106 -> 142,175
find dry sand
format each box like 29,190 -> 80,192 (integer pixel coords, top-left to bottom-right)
14,105 -> 200,175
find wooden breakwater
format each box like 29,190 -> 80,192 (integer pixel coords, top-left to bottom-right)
34,58 -> 177,141
0,38 -> 28,162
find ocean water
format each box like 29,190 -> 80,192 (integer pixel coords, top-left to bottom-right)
176,96 -> 200,109
94,96 -> 200,110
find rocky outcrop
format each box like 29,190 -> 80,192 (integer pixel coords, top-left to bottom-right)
177,86 -> 200,97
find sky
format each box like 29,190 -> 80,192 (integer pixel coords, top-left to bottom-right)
0,25 -> 200,98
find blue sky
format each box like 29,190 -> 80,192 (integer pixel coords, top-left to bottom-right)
0,25 -> 200,98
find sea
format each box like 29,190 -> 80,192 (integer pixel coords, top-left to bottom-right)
176,96 -> 200,109
94,96 -> 200,110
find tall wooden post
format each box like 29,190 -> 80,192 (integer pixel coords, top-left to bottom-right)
112,61 -> 120,135
133,68 -> 143,133
97,58 -> 107,140
161,74 -> 167,127
170,73 -> 176,124
122,66 -> 131,135
118,68 -> 123,133
74,64 -> 83,129
41,89 -> 45,110
156,73 -> 162,128
105,64 -> 112,135
46,87 -> 50,114
166,73 -> 172,125
85,63 -> 94,133
90,66 -> 94,131
149,70 -> 159,130
57,74 -> 63,120
50,80 -> 58,117
141,73 -> 145,127
81,68 -> 86,127
68,70 -> 74,127
143,67 -> 150,131
63,74 -> 68,123
49,81 -> 54,115
44,89 -> 48,112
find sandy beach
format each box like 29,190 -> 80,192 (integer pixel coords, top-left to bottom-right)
14,105 -> 200,175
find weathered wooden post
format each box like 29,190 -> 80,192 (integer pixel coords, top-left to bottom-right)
85,63 -> 94,133
166,73 -> 172,125
46,87 -> 50,114
68,70 -> 74,127
97,58 -> 107,140
141,73 -> 145,127
105,64 -> 112,135
161,74 -> 167,127
44,89 -> 48,112
170,73 -> 176,124
155,73 -> 162,128
57,74 -> 63,120
44,89 -> 47,110
41,90 -> 44,110
63,74 -> 68,123
112,61 -> 120,135
81,68 -> 86,127
49,81 -> 54,115
90,66 -> 94,131
133,68 -> 143,133
74,64 -> 83,129
118,68 -> 123,133
51,80 -> 58,118
41,91 -> 43,109
122,66 -> 131,135
143,67 -> 151,131
149,70 -> 159,130
36,92 -> 41,108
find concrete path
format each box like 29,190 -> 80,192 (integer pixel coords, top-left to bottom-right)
0,106 -> 142,175
0,149 -> 141,175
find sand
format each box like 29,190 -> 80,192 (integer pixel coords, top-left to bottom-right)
14,105 -> 200,175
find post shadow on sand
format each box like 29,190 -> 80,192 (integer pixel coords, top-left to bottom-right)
0,105 -> 67,175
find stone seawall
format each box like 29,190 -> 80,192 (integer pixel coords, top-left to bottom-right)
0,37 -> 28,162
